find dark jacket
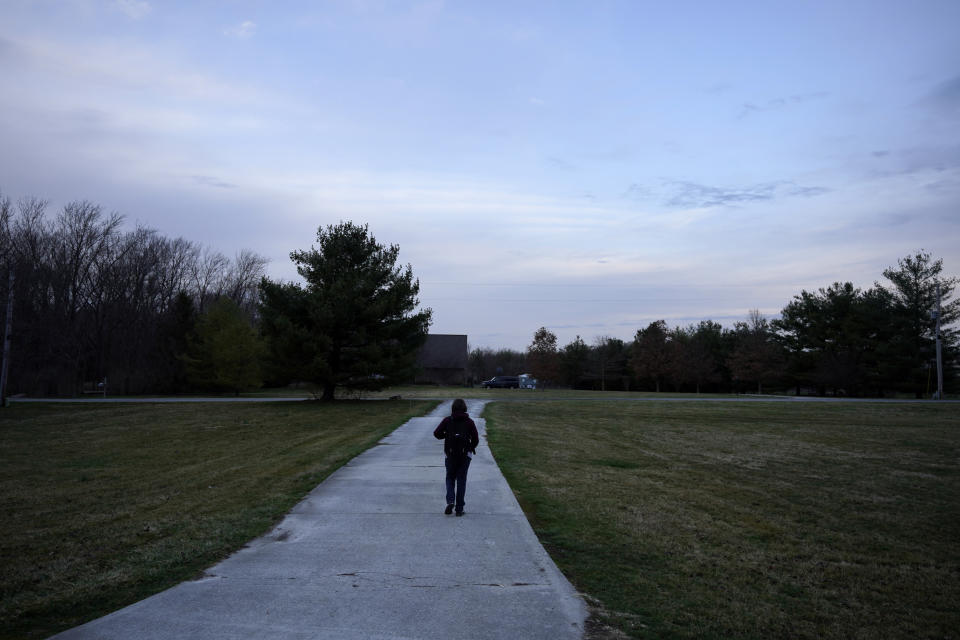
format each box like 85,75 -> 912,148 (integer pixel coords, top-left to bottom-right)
433,411 -> 480,456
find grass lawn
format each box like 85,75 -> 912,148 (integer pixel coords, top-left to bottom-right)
361,385 -> 742,400
485,400 -> 960,640
0,399 -> 436,640
89,385 -> 685,400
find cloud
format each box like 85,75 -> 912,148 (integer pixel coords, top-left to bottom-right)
192,175 -> 238,189
922,74 -> 960,117
0,35 -> 17,61
868,144 -> 960,179
935,75 -> 960,103
2,34 -> 265,104
705,83 -> 734,94
661,180 -> 829,208
225,21 -> 257,39
545,156 -> 576,171
621,183 -> 651,200
786,185 -> 830,198
924,176 -> 960,195
114,0 -> 151,20
664,181 -> 778,208
738,91 -> 830,119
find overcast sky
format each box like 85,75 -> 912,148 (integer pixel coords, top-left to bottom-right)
1,1 -> 958,350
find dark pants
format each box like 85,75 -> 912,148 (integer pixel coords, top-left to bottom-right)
445,455 -> 471,512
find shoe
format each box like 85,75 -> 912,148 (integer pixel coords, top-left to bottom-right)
444,504 -> 454,515
455,510 -> 464,517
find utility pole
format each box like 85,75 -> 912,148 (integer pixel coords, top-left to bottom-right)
1,268 -> 13,407
934,283 -> 944,400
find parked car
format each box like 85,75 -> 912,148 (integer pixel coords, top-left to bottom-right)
482,375 -> 520,389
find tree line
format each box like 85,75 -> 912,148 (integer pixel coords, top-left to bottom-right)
0,194 -> 268,396
1,196 -> 428,399
476,251 -> 957,397
1,189 -> 955,399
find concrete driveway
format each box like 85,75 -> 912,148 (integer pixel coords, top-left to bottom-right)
50,399 -> 586,640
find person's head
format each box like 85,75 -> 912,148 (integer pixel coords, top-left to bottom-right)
452,398 -> 467,415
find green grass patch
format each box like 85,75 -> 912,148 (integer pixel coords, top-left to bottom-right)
485,400 -> 960,639
0,399 -> 435,639
366,385 -> 743,400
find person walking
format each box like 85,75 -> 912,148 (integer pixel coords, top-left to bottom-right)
433,398 -> 480,516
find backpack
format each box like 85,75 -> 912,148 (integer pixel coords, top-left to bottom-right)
444,417 -> 472,458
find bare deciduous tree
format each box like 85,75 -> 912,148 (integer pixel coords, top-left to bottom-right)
0,192 -> 268,396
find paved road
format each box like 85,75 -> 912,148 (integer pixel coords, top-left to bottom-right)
50,399 -> 587,640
